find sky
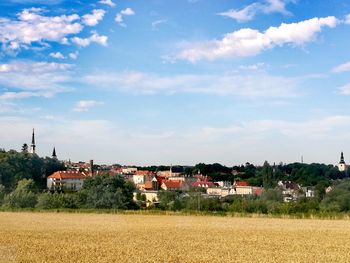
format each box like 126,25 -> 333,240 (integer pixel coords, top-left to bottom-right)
1,0 -> 350,166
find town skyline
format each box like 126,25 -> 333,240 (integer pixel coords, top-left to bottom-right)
11,128 -> 348,167
1,1 -> 350,165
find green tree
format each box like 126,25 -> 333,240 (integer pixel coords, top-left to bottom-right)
80,175 -> 135,209
3,179 -> 38,208
262,161 -> 273,189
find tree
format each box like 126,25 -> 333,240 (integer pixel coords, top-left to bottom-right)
0,184 -> 5,205
21,143 -> 28,153
3,179 -> 38,208
80,175 -> 135,209
321,181 -> 350,212
262,161 -> 273,189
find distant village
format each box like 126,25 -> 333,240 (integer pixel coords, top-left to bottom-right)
26,129 -> 346,207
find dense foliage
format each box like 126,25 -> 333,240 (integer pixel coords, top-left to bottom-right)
0,149 -> 65,191
1,148 -> 350,215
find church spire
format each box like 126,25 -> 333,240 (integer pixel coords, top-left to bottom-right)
340,151 -> 345,164
338,152 -> 347,172
52,147 -> 57,159
30,128 -> 36,154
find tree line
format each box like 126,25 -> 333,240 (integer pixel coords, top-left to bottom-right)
1,148 -> 350,215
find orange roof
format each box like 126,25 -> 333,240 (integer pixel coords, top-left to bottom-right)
144,181 -> 154,190
48,171 -> 86,180
135,170 -> 153,175
234,180 -> 249,186
162,180 -> 183,189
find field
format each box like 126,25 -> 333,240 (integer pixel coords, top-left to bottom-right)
1,212 -> 350,262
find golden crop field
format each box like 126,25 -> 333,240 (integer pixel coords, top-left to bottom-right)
1,212 -> 350,263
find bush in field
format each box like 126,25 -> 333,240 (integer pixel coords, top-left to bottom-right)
321,181 -> 350,212
0,184 -> 5,205
79,175 -> 135,209
3,179 -> 37,208
36,192 -> 79,209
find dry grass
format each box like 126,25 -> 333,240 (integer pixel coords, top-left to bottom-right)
1,212 -> 350,262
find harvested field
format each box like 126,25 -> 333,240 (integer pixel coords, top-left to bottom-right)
1,212 -> 350,262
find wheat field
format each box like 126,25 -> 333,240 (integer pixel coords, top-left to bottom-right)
1,212 -> 350,262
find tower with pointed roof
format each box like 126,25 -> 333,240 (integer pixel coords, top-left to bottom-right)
52,147 -> 57,159
338,152 -> 347,172
30,128 -> 36,154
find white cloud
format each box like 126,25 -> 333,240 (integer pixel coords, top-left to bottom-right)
73,100 -> 104,112
82,9 -> 105,26
345,14 -> 350,25
72,32 -> 108,47
49,52 -> 65,59
239,62 -> 266,70
99,0 -> 116,7
172,16 -> 338,62
0,8 -> 82,52
84,70 -> 299,98
152,19 -> 168,30
338,83 -> 350,95
115,8 -> 135,26
69,51 -> 79,60
218,3 -> 261,23
218,0 -> 292,22
120,8 -> 135,16
0,91 -> 41,100
332,61 -> 350,73
0,61 -> 73,94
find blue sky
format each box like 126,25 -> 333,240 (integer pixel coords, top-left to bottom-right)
1,0 -> 350,166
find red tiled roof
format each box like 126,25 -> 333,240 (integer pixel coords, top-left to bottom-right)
162,180 -> 183,189
48,171 -> 86,180
194,175 -> 212,182
156,176 -> 166,185
144,181 -> 154,190
234,181 -> 249,186
135,170 -> 152,175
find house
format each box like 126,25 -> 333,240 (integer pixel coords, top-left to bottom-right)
302,187 -> 315,198
277,181 -> 302,202
133,174 -> 146,185
207,187 -> 231,197
161,180 -> 189,191
122,167 -> 138,174
191,181 -> 217,189
47,171 -> 86,191
133,190 -> 160,207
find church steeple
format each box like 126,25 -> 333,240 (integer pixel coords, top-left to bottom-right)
340,151 -> 345,164
52,147 -> 57,159
338,151 -> 347,172
30,128 -> 36,154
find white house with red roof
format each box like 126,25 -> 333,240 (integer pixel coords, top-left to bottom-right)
47,171 -> 86,191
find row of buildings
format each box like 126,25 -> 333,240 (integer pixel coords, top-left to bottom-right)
25,129 -> 344,205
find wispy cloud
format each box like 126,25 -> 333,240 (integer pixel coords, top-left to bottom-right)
332,61 -> 350,73
73,100 -> 104,112
82,9 -> 105,27
218,0 -> 293,23
69,51 -> 79,60
338,83 -> 350,95
170,16 -> 338,62
99,0 -> 116,8
345,14 -> 350,24
84,70 -> 299,98
115,8 -> 135,27
0,61 -> 73,94
152,19 -> 167,30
